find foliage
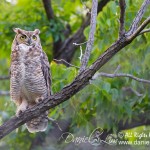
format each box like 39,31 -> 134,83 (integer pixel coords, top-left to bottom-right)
0,0 -> 150,149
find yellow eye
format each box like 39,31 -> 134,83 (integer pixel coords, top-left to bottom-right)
32,35 -> 37,40
20,35 -> 26,40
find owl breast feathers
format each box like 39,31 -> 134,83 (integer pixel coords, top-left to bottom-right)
10,28 -> 51,133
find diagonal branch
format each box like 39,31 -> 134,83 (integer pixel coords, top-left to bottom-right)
93,72 -> 150,84
0,0 -> 150,140
53,59 -> 80,69
119,0 -> 126,37
93,111 -> 150,141
127,0 -> 150,36
118,111 -> 150,130
79,0 -> 98,73
0,31 -> 145,140
127,17 -> 150,41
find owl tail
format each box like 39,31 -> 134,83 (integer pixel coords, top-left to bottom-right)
26,111 -> 48,133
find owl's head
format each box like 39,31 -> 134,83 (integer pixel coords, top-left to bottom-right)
13,28 -> 41,46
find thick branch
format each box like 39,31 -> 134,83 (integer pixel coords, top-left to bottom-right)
42,0 -> 54,20
79,0 -> 98,72
101,112 -> 150,137
0,0 -> 150,140
93,72 -> 150,84
127,0 -> 150,36
119,0 -> 126,37
118,112 -> 150,130
0,35 -> 137,140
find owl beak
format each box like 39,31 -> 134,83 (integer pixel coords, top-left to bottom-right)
27,39 -> 32,45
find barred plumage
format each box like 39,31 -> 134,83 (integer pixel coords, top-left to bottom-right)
10,28 -> 51,133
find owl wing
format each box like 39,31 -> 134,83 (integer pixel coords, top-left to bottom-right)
10,47 -> 22,104
40,51 -> 52,96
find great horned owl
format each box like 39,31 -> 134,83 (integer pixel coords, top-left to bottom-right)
10,28 -> 51,133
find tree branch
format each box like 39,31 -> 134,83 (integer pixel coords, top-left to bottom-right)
92,72 -> 150,84
122,87 -> 143,97
42,0 -> 54,20
0,91 -> 10,96
118,111 -> 150,130
127,17 -> 150,41
103,111 -> 150,141
0,0 -> 149,140
53,59 -> 80,69
0,32 -> 145,140
0,76 -> 9,80
119,0 -> 126,37
0,76 -> 10,96
127,0 -> 150,36
79,0 -> 98,73
139,28 -> 150,35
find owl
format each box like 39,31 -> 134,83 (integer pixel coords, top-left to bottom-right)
10,28 -> 51,133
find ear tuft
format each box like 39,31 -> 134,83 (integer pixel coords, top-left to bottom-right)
13,28 -> 22,34
34,29 -> 40,35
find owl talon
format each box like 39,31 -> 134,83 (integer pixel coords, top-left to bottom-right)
16,100 -> 28,117
16,107 -> 27,117
16,110 -> 23,117
16,109 -> 24,117
35,97 -> 44,103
